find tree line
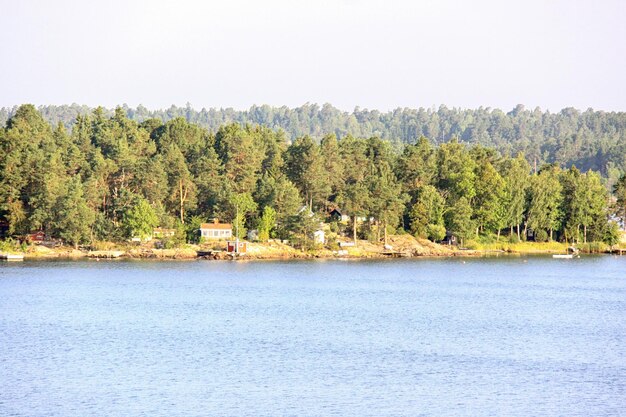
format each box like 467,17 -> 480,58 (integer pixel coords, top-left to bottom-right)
0,104 -> 623,248
1,103 -> 625,184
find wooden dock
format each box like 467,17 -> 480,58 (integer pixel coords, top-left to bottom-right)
196,250 -> 223,259
0,253 -> 24,261
381,251 -> 411,258
87,250 -> 125,258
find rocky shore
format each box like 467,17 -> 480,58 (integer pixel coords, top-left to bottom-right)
19,235 -> 481,261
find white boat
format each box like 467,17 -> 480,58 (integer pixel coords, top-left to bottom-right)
552,254 -> 573,259
0,253 -> 24,261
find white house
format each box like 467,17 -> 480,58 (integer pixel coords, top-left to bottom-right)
200,219 -> 233,239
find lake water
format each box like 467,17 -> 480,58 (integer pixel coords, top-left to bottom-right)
1,256 -> 625,416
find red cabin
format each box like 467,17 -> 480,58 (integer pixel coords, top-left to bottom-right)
226,241 -> 247,253
27,231 -> 46,243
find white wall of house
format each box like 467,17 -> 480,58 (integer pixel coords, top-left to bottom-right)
201,229 -> 232,239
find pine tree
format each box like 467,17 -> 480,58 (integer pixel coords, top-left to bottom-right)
164,144 -> 196,223
54,177 -> 95,249
285,135 -> 329,210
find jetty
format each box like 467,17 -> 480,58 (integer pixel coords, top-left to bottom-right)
87,250 -> 125,259
381,250 -> 411,258
196,249 -> 223,259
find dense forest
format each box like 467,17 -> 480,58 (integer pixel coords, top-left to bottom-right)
1,103 -> 625,184
0,104 -> 624,249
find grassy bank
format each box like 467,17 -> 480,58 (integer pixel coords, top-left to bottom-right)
469,240 -> 621,254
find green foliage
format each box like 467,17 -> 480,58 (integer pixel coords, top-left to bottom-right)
285,210 -> 320,250
601,221 -> 621,246
11,103 -> 626,177
614,174 -> 626,230
508,233 -> 520,244
473,159 -> 506,234
0,237 -> 24,253
286,135 -> 328,209
409,185 -> 445,237
464,240 -> 480,250
445,196 -> 474,245
0,104 -> 619,251
500,153 -> 530,238
397,136 -> 436,194
535,229 -> 549,242
527,166 -> 563,240
437,139 -> 476,202
255,174 -> 302,225
230,192 -> 257,239
163,144 -> 196,223
185,216 -> 204,244
257,206 -> 276,242
123,197 -> 158,240
54,177 -> 95,248
215,124 -> 264,194
426,223 -> 446,242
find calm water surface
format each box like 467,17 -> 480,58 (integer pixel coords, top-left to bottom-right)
1,256 -> 625,416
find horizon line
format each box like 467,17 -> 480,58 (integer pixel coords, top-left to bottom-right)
1,102 -> 625,115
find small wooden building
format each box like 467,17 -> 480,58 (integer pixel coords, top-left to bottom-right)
329,208 -> 350,223
26,231 -> 46,243
200,219 -> 233,239
442,231 -> 457,245
227,240 -> 247,253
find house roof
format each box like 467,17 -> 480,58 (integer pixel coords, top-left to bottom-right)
200,223 -> 232,230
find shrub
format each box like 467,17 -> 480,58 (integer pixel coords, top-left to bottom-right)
327,239 -> 340,251
602,221 -> 621,246
477,233 -> 497,244
464,240 -> 479,250
426,224 -> 446,242
0,238 -> 21,253
580,242 -> 608,253
535,229 -> 549,242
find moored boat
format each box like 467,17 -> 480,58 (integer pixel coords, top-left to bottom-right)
0,253 -> 25,261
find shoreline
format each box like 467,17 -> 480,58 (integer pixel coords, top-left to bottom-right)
10,237 -> 624,262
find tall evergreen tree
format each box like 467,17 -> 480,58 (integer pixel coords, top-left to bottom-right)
285,135 -> 329,210
54,177 -> 95,248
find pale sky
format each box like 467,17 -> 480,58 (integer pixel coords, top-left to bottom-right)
1,0 -> 625,112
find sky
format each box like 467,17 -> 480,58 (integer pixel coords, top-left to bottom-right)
1,0 -> 625,112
